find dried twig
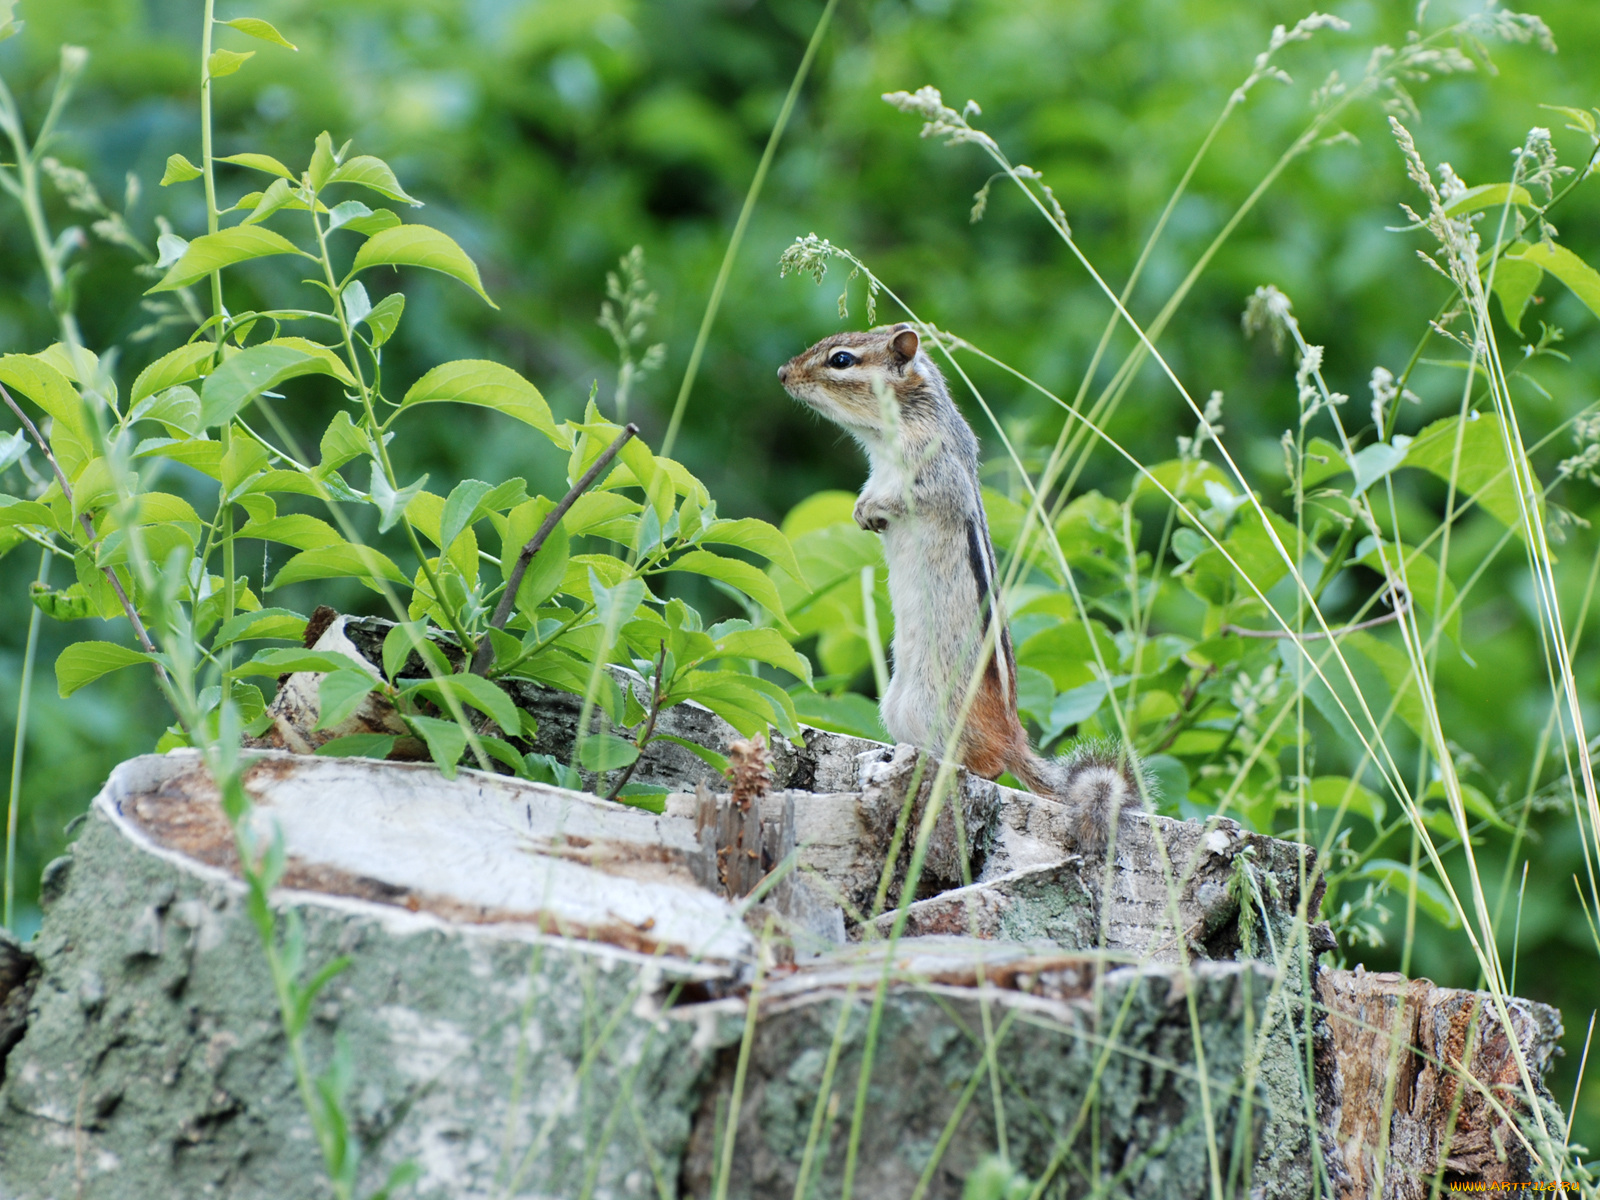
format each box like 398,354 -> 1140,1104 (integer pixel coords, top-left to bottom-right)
605,639 -> 666,802
1220,587 -> 1410,642
0,382 -> 168,680
469,423 -> 638,676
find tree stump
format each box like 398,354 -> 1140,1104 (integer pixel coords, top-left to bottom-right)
0,661 -> 1569,1198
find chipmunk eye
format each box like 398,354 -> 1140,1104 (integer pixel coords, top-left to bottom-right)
827,351 -> 857,369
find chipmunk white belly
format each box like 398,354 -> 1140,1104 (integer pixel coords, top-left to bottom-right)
879,507 -> 988,751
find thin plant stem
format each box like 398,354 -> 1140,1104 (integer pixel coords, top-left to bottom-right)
659,0 -> 840,458
4,547 -> 51,931
712,919 -> 772,1200
200,0 -> 225,355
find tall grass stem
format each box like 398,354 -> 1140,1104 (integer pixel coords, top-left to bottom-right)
4,547 -> 50,931
659,0 -> 840,458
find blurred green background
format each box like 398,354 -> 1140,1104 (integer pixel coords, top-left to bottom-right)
1,0 -> 1597,1153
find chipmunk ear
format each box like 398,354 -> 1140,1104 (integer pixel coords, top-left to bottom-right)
889,325 -> 919,365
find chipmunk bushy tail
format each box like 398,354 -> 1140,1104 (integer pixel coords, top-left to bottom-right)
1008,738 -> 1153,855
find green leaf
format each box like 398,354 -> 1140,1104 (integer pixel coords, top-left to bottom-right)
134,436 -> 225,478
327,200 -> 371,233
327,155 -> 420,206
262,336 -> 357,386
576,732 -> 639,772
702,517 -> 804,581
340,280 -> 372,326
612,785 -> 667,814
1357,859 -> 1461,929
1541,104 -> 1598,137
0,495 -> 57,529
1046,680 -> 1108,740
1017,619 -> 1118,693
674,675 -> 775,739
789,691 -> 888,742
1344,631 -> 1427,740
652,733 -> 730,775
238,513 -> 341,550
1491,255 -> 1543,335
439,479 -> 494,553
1504,240 -> 1600,323
0,354 -> 88,437
406,715 -> 467,780
220,16 -> 297,50
314,734 -> 397,759
160,154 -> 202,186
1403,413 -> 1530,534
0,429 -> 25,474
363,292 -> 405,345
368,1161 -> 424,1200
269,544 -> 408,590
669,549 -> 792,630
240,177 -> 302,226
503,498 -> 569,613
382,621 -> 430,681
1358,538 -> 1460,642
198,344 -> 317,427
778,521 -> 881,619
216,152 -> 295,179
207,48 -> 255,78
591,569 -> 646,633
403,673 -> 521,735
213,607 -> 307,648
130,342 -> 215,406
1308,775 -> 1385,826
511,647 -> 624,723
1349,436 -> 1411,498
397,359 -> 556,441
147,225 -> 303,292
350,224 -> 496,307
56,641 -> 155,697
32,582 -> 98,622
318,410 -> 368,472
370,465 -> 428,534
1441,182 -> 1533,218
563,492 -> 640,538
306,131 -> 338,189
315,670 -> 381,731
135,385 -> 202,437
1422,780 -> 1513,833
1299,436 -> 1349,489
220,435 -> 271,495
342,208 -> 402,238
714,626 -> 813,684
233,648 -> 374,677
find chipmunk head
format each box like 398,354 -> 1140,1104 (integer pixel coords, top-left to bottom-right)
777,323 -> 950,444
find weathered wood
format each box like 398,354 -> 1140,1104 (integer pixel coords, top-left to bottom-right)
0,670 -> 1571,1197
1317,966 -> 1566,1197
682,945 -> 1277,1199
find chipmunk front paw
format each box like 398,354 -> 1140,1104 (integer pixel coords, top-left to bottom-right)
854,496 -> 896,533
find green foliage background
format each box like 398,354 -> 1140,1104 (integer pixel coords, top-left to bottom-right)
2,0 -> 1598,1152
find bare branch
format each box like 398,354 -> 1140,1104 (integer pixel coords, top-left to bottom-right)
469,423 -> 638,676
1220,587 -> 1411,642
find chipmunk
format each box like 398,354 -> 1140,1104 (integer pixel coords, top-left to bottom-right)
778,323 -> 1148,853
